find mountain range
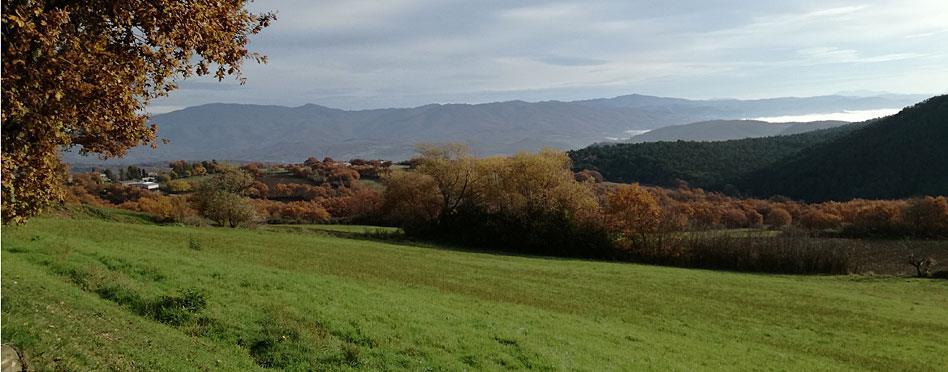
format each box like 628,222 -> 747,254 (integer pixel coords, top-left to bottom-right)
64,93 -> 927,164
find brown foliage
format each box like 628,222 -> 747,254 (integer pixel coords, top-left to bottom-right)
902,197 -> 948,237
2,1 -> 274,223
255,200 -> 330,224
765,208 -> 792,228
381,171 -> 443,228
603,184 -> 661,246
798,209 -> 842,230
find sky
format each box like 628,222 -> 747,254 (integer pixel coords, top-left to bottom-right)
150,0 -> 948,112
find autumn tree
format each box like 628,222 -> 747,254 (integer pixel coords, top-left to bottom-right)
414,143 -> 482,218
380,170 -> 443,229
798,209 -> 842,230
765,208 -> 792,228
2,1 -> 274,223
603,183 -> 661,247
902,196 -> 948,237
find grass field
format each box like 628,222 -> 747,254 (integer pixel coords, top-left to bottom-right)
2,208 -> 947,370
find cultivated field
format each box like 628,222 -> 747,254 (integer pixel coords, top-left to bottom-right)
2,209 -> 946,370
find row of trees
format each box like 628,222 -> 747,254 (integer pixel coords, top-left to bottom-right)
375,145 -> 948,259
66,146 -> 948,241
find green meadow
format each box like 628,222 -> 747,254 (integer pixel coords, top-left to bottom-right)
2,208 -> 946,371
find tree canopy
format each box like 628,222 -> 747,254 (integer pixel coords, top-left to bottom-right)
2,0 -> 274,223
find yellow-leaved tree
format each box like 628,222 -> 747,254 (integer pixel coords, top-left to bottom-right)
603,183 -> 661,248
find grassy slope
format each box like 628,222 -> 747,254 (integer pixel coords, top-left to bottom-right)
2,212 -> 947,371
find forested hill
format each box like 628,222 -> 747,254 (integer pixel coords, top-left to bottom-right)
568,123 -> 865,191
569,95 -> 947,201
737,95 -> 948,201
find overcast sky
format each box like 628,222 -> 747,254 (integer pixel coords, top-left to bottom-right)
152,0 -> 948,112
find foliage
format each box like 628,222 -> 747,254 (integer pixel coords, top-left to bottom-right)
193,191 -> 256,228
380,170 -> 443,229
192,169 -> 257,227
739,96 -> 948,201
765,208 -> 792,228
902,196 -> 948,238
165,180 -> 192,194
384,146 -> 612,257
570,96 -> 947,202
253,199 -> 330,224
569,124 -> 860,190
603,184 -> 661,247
2,1 -> 274,223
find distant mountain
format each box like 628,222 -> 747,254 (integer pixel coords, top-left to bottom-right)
576,93 -> 927,117
738,95 -> 948,201
626,120 -> 849,143
570,95 -> 947,201
64,93 -> 926,164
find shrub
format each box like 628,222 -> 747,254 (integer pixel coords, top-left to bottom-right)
633,232 -> 854,274
846,202 -> 903,237
798,209 -> 842,230
143,289 -> 207,325
902,196 -> 948,238
765,208 -> 792,228
380,170 -> 443,229
166,179 -> 192,194
257,200 -> 331,224
135,195 -> 196,223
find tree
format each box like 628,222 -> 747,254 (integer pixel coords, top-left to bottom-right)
127,165 -> 143,180
2,1 -> 274,223
603,184 -> 661,247
902,196 -> 948,237
414,143 -> 482,218
192,170 -> 257,228
195,191 -> 257,228
380,170 -> 443,229
765,208 -> 792,228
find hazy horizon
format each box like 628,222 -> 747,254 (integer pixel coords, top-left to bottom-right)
147,91 -> 936,115
148,0 -> 948,111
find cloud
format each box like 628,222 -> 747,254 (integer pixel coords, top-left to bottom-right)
153,0 -> 948,109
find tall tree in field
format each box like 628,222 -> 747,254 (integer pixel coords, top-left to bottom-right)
2,1 -> 274,223
603,183 -> 661,248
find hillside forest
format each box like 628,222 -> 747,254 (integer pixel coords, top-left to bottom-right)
66,143 -> 947,276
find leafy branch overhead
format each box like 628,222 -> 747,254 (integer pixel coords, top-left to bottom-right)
1,0 -> 275,223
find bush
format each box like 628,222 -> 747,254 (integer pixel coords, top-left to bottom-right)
134,195 -> 196,223
256,200 -> 331,224
765,208 -> 792,228
846,202 -> 903,237
798,209 -> 842,230
166,179 -> 192,193
142,289 -> 207,325
902,196 -> 948,238
629,232 -> 854,274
